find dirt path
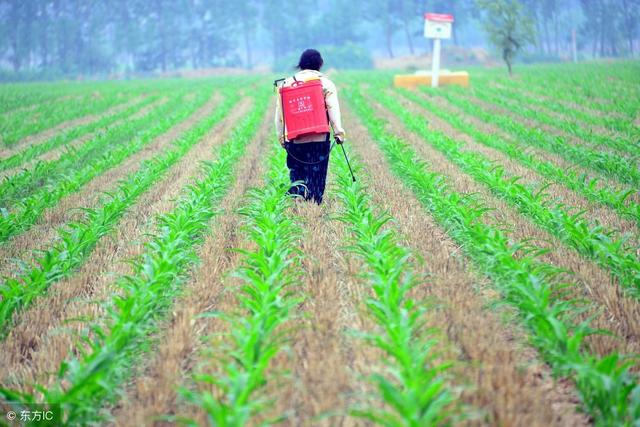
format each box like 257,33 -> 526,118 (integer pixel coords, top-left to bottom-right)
369,100 -> 640,361
343,105 -> 588,426
0,93 -> 143,157
0,99 -> 252,393
0,92 -> 221,278
273,197 -> 370,427
112,106 -> 272,426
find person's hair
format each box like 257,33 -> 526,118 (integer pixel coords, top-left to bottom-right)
297,49 -> 323,71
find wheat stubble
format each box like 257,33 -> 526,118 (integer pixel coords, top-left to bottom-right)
0,92 -> 221,277
272,194 -> 371,427
0,99 -> 253,394
343,105 -> 588,426
112,105 -> 272,426
370,98 -> 640,361
0,96 -> 165,181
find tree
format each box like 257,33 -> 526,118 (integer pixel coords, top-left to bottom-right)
428,0 -> 477,46
620,0 -> 640,56
476,0 -> 536,75
366,0 -> 400,58
398,0 -> 421,54
228,1 -> 258,69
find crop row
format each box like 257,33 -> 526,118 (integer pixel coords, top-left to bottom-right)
371,86 -> 640,297
344,86 -> 640,426
426,86 -> 640,188
182,146 -> 302,425
394,88 -> 640,226
0,86 -> 76,115
466,84 -> 639,155
331,146 -> 458,425
0,88 -> 214,242
481,82 -> 640,142
0,88 -> 243,337
0,91 -> 188,208
0,85 -> 145,147
0,81 -> 134,116
0,91 -> 268,425
0,94 -> 160,173
490,63 -> 640,117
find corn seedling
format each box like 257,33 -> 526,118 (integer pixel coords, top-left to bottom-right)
344,87 -> 640,426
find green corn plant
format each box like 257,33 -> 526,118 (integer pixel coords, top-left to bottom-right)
476,82 -> 640,145
0,83 -> 142,147
427,86 -> 640,188
0,89 -> 196,208
344,86 -> 640,426
181,147 -> 302,426
480,62 -> 640,118
0,88 -> 217,242
465,85 -> 639,155
0,90 -> 269,426
395,87 -> 640,226
0,85 -> 80,115
329,146 -> 459,426
372,87 -> 640,296
0,91 -> 244,337
0,94 -> 161,173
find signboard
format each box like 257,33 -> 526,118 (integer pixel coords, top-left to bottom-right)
423,13 -> 454,88
424,13 -> 454,39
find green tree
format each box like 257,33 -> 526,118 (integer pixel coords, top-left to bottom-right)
365,0 -> 401,58
620,0 -> 640,56
476,0 -> 536,75
230,1 -> 258,68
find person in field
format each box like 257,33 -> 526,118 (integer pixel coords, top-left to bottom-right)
275,49 -> 346,204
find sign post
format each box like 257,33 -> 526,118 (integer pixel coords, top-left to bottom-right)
424,13 -> 454,88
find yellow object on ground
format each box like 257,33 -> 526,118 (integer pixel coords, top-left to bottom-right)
394,71 -> 470,88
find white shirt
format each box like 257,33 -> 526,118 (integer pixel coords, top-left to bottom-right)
274,69 -> 346,144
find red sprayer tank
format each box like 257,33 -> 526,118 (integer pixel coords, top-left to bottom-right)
280,79 -> 330,140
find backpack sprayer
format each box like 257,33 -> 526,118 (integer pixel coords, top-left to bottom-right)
274,77 -> 355,182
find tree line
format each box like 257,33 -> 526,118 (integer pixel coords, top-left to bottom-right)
0,0 -> 638,77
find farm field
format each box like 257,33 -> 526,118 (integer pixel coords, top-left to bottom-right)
0,61 -> 639,426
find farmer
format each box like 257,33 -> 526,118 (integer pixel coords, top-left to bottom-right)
275,48 -> 346,204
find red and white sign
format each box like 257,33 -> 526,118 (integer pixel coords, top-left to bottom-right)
424,13 -> 454,23
424,13 -> 454,39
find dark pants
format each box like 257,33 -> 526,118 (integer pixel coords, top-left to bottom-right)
285,136 -> 331,204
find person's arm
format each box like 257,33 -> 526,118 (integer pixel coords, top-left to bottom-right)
324,79 -> 346,142
274,90 -> 285,147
